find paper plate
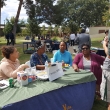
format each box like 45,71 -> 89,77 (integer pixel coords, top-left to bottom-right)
36,71 -> 49,80
64,65 -> 70,69
37,74 -> 48,80
0,80 -> 9,89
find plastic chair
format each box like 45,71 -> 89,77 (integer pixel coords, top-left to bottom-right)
52,50 -> 57,55
50,58 -> 53,63
45,43 -> 52,52
25,61 -> 31,67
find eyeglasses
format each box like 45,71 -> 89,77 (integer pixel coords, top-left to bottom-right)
82,48 -> 89,50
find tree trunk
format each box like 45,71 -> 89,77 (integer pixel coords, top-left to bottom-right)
0,6 -> 1,37
13,0 -> 23,43
0,7 -> 1,36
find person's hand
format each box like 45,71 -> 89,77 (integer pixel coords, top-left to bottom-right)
62,62 -> 65,67
19,64 -> 29,70
74,67 -> 80,72
104,36 -> 108,42
48,63 -> 51,67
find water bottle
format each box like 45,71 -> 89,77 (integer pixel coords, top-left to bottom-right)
9,78 -> 14,88
45,61 -> 48,73
62,60 -> 65,68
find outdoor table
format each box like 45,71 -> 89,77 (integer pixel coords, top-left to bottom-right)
91,47 -> 106,57
52,43 -> 60,50
0,68 -> 96,110
23,42 -> 36,54
52,43 -> 68,50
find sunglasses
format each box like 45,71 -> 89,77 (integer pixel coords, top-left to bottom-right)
82,48 -> 89,50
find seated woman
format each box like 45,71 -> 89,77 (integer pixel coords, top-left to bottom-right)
53,41 -> 72,66
72,43 -> 105,93
0,46 -> 29,79
30,43 -> 50,70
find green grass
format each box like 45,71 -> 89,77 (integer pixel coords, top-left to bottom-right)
92,99 -> 107,110
0,35 -> 108,109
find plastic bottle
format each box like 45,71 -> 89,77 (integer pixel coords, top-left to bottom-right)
27,68 -> 33,83
62,60 -> 65,68
45,61 -> 48,72
9,78 -> 14,88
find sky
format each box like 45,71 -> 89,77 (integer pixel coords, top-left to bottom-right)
1,0 -> 57,27
1,0 -> 28,24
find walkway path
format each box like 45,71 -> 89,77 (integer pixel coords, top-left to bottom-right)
68,45 -> 78,55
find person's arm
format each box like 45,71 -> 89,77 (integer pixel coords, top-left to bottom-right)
72,64 -> 79,72
69,53 -> 72,66
36,54 -> 50,70
88,35 -> 91,47
30,54 -> 45,70
53,52 -> 57,63
72,54 -> 80,72
1,63 -> 29,78
30,54 -> 38,67
103,40 -> 108,55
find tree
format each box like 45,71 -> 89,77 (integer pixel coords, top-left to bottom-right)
13,0 -> 23,42
23,0 -> 64,25
47,25 -> 53,36
3,17 -> 25,35
0,0 -> 6,37
53,25 -> 59,36
58,0 -> 108,27
102,10 -> 110,26
26,18 -> 40,36
41,25 -> 47,36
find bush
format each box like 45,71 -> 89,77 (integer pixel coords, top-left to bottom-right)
51,36 -> 58,42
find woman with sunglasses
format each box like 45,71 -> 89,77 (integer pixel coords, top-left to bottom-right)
72,43 -> 105,95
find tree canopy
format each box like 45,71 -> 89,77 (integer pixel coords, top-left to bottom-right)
3,17 -> 25,35
23,0 -> 64,25
23,0 -> 109,27
26,17 -> 40,36
58,0 -> 108,27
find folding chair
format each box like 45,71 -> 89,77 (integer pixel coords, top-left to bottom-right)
45,43 -> 52,52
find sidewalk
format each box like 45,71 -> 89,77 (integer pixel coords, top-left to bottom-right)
68,45 -> 78,55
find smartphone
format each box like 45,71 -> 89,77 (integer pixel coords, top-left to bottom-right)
51,64 -> 56,66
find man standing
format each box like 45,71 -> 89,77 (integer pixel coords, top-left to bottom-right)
77,28 -> 91,52
70,32 -> 75,46
5,33 -> 10,45
9,31 -> 14,45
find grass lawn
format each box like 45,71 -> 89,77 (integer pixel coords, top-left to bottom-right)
0,35 -> 108,109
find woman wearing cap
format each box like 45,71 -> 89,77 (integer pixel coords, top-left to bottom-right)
0,46 -> 29,79
30,43 -> 50,70
72,43 -> 105,95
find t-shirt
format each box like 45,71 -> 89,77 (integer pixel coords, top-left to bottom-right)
53,50 -> 72,66
83,56 -> 91,71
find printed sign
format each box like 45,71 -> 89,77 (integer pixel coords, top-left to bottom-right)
48,63 -> 64,81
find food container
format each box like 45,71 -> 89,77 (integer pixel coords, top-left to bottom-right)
17,71 -> 28,86
25,67 -> 37,83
